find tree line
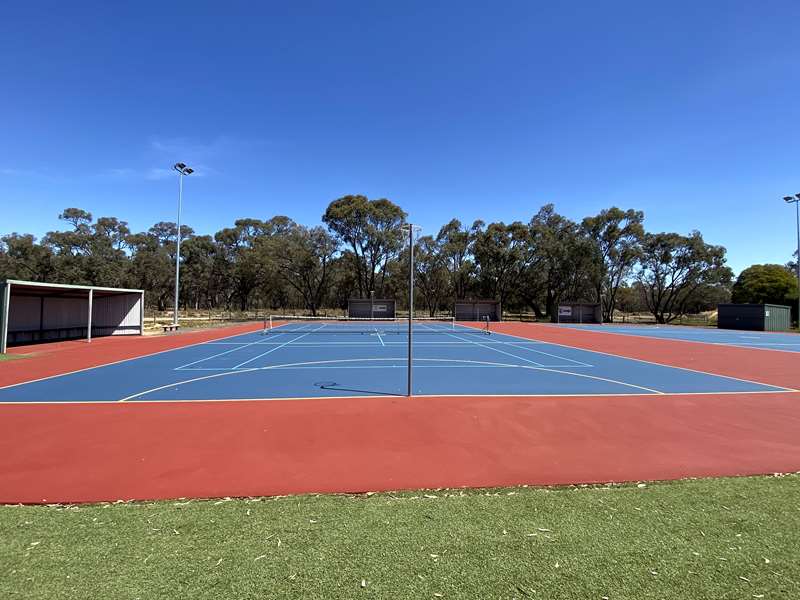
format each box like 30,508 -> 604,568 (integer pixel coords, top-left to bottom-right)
1,194 -> 777,323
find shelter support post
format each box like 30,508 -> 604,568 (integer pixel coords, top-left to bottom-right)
87,289 -> 93,343
0,282 -> 10,354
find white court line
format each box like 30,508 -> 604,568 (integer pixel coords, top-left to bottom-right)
5,387 -> 797,406
478,324 -> 799,391
425,321 -> 591,369
178,363 -> 597,371
231,323 -> 326,369
501,341 -> 592,366
174,329 -> 293,370
119,357 -> 667,401
442,330 -> 546,367
0,325 -> 270,392
724,342 -> 800,347
549,324 -> 800,355
202,340 -> 549,346
376,331 -> 385,347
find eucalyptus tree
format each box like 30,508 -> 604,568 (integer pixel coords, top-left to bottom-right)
0,233 -> 55,282
435,219 -> 476,300
323,195 -> 406,298
411,235 -> 450,316
472,220 -> 529,308
582,207 -> 644,321
636,231 -> 732,323
271,225 -> 339,316
528,205 -> 599,318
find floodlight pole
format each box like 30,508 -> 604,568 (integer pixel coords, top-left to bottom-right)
783,194 -> 800,328
403,224 -> 421,396
173,163 -> 193,328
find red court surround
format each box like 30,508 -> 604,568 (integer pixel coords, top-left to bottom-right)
1,323 -> 799,503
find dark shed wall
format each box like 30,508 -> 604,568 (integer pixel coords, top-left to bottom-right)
454,301 -> 501,321
348,299 -> 396,318
718,304 -> 764,331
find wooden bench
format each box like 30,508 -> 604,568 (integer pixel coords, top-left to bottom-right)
162,324 -> 180,333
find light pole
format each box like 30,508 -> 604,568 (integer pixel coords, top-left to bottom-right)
783,194 -> 800,328
173,162 -> 194,327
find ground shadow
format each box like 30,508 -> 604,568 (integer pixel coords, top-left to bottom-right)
313,380 -> 405,397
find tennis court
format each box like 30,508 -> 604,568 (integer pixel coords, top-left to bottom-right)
0,317 -> 789,402
561,323 -> 800,352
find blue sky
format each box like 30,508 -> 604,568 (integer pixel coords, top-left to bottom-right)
2,1 -> 800,274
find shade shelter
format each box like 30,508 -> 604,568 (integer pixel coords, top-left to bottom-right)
0,279 -> 144,353
454,300 -> 502,322
555,302 -> 602,324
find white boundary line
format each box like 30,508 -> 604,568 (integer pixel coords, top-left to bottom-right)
0,324 -> 268,391
479,323 -> 799,392
0,388 -> 796,406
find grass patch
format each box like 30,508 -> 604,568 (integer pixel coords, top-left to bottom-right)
0,354 -> 26,362
1,475 -> 799,599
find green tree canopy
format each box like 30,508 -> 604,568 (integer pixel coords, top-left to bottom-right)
732,264 -> 797,306
323,195 -> 406,298
637,231 -> 732,323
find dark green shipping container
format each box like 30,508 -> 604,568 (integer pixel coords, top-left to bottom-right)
717,303 -> 791,332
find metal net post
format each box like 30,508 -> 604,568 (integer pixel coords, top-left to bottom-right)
403,224 -> 421,396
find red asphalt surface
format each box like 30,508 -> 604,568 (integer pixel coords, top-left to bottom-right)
1,322 -> 799,504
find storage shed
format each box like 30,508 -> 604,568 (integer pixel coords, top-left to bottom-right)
717,303 -> 791,332
1,280 -> 144,353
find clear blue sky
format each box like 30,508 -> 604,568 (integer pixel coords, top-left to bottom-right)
2,1 -> 800,274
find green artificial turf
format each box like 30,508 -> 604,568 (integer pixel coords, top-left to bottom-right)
1,475 -> 798,599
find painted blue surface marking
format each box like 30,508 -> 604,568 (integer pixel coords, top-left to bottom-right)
560,324 -> 800,352
0,323 -> 788,402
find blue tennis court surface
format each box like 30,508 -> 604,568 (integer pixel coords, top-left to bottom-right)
560,324 -> 800,352
0,322 -> 790,402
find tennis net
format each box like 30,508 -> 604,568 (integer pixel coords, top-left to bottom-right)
264,315 -> 487,335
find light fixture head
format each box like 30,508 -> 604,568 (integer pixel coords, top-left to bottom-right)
784,196 -> 795,203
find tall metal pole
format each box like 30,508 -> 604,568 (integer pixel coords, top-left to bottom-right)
172,163 -> 193,328
407,225 -> 414,397
174,172 -> 183,327
795,198 -> 800,328
783,195 -> 800,329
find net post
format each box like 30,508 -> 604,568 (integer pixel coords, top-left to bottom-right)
403,223 -> 421,397
407,225 -> 413,397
